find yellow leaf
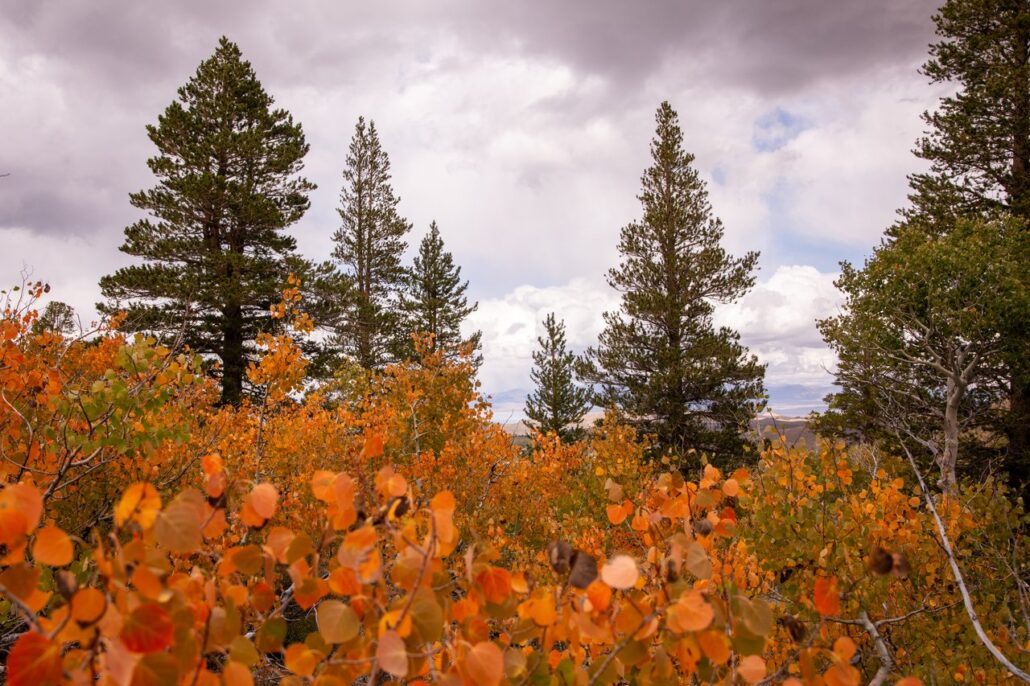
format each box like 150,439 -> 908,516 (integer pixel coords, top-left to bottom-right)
115,483 -> 160,529
316,600 -> 360,644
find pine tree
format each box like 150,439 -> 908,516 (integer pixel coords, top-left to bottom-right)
99,37 -> 314,405
397,221 -> 481,362
880,0 -> 1030,494
525,313 -> 591,442
906,0 -> 1030,225
331,117 -> 412,370
579,102 -> 765,467
32,301 -> 77,336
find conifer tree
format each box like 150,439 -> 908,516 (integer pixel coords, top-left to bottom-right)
525,313 -> 591,442
910,0 -> 1030,489
99,38 -> 314,405
331,117 -> 412,370
906,0 -> 1030,225
579,102 -> 765,467
397,222 -> 481,362
822,0 -> 1030,494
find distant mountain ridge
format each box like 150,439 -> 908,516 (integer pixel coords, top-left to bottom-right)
498,411 -> 816,447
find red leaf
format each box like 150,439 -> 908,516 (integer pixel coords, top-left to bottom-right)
121,603 -> 174,653
6,632 -> 63,686
814,576 -> 841,616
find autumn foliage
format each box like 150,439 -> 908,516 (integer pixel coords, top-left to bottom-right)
0,283 -> 1026,685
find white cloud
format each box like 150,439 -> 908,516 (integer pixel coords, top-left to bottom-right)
473,265 -> 843,415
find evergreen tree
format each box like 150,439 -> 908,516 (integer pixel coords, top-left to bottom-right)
397,222 -> 481,362
906,0 -> 1030,225
99,38 -> 314,405
331,117 -> 412,370
819,218 -> 1028,495
525,313 -> 591,442
862,0 -> 1030,492
579,102 -> 765,467
32,301 -> 77,336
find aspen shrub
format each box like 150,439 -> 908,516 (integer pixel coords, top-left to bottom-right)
0,286 -> 1025,685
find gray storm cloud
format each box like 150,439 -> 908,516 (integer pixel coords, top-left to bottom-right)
0,0 -> 942,414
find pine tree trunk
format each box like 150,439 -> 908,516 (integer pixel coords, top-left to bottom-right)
221,303 -> 245,406
1006,21 -> 1030,502
1007,378 -> 1030,502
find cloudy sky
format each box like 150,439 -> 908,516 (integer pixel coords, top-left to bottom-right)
0,0 -> 946,416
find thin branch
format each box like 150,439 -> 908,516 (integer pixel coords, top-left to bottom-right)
897,434 -> 1030,683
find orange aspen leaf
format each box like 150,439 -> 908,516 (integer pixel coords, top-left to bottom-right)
465,641 -> 504,686
120,603 -> 174,653
376,629 -> 408,678
6,632 -> 63,686
31,525 -> 73,567
814,576 -> 841,616
737,655 -> 767,684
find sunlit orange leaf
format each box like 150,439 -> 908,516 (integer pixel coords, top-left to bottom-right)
895,679 -> 924,686
311,471 -> 336,502
825,663 -> 861,686
2,484 -> 42,532
376,630 -> 408,678
131,565 -> 164,600
519,590 -> 557,627
606,503 -> 628,525
362,433 -> 385,459
71,587 -> 107,626
387,474 -> 407,497
814,576 -> 841,616
465,641 -> 504,686
451,598 -> 479,622
6,632 -> 63,686
666,589 -> 714,632
115,483 -> 161,529
223,662 -> 254,686
722,478 -> 740,497
201,453 -> 223,475
586,580 -> 612,612
600,554 -> 638,589
251,582 -> 275,614
0,508 -> 28,547
32,525 -> 73,566
250,483 -> 278,520
131,652 -> 180,686
697,630 -> 730,665
737,655 -> 767,684
284,643 -> 320,676
477,567 -> 512,604
121,603 -> 174,653
833,636 -> 857,663
328,566 -> 361,596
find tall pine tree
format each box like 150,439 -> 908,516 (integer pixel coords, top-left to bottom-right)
911,0 -> 1030,491
99,38 -> 314,405
906,0 -> 1030,225
331,117 -> 412,371
525,313 -> 591,442
826,0 -> 1030,495
397,221 -> 481,362
579,102 -> 765,467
